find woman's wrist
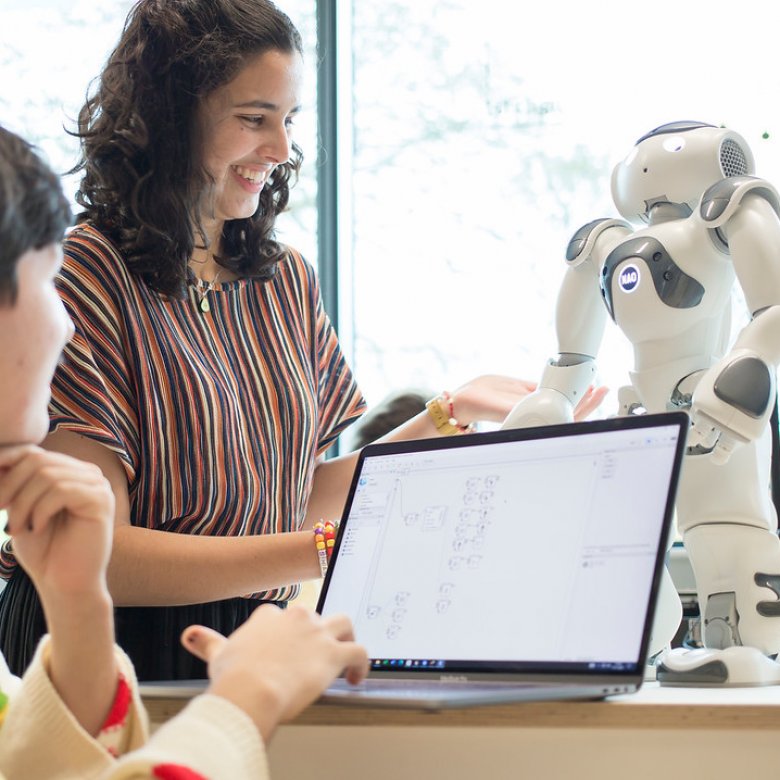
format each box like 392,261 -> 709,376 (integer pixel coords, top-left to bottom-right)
425,392 -> 475,435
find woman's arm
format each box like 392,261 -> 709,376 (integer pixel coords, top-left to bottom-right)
305,375 -> 608,525
42,431 -> 322,606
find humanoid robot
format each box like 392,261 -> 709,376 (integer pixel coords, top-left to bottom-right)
502,121 -> 780,682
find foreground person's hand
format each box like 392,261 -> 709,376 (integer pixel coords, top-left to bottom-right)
182,604 -> 369,742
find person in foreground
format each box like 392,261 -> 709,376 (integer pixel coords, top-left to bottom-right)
0,123 -> 368,779
0,0 -> 606,680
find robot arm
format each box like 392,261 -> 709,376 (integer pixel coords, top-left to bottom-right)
502,219 -> 631,430
688,184 -> 780,464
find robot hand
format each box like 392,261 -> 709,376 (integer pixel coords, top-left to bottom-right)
502,387 -> 574,430
501,355 -> 597,430
688,348 -> 777,465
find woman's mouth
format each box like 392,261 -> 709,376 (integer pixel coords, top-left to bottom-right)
232,165 -> 267,184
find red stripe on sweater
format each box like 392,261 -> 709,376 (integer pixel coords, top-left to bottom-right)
100,674 -> 131,730
153,765 -> 208,780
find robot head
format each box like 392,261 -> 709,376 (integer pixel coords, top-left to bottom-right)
610,121 -> 755,223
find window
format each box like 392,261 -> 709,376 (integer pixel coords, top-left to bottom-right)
0,1 -> 137,198
344,0 -> 780,425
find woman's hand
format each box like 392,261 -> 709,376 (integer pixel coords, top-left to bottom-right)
448,374 -> 538,425
449,374 -> 608,427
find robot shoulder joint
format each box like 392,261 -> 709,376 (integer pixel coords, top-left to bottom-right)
700,176 -> 780,228
565,218 -> 632,267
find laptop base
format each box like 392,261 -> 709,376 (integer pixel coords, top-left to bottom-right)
318,678 -> 621,709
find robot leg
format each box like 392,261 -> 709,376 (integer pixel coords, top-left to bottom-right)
659,430 -> 780,684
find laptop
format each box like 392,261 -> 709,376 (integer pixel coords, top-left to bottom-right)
315,411 -> 689,709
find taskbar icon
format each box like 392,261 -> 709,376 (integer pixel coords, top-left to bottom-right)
371,658 -> 445,669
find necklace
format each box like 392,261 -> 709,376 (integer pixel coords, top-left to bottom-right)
196,269 -> 223,314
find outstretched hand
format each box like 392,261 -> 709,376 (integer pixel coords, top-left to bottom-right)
182,604 -> 369,742
448,375 -> 537,425
448,374 -> 608,426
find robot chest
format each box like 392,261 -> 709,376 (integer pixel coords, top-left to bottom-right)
599,236 -> 706,323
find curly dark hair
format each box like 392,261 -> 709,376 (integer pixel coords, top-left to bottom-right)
0,126 -> 72,305
69,0 -> 304,297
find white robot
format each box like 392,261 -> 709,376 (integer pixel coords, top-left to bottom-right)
502,121 -> 780,683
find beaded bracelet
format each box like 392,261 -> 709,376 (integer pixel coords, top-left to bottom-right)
313,519 -> 339,577
425,391 -> 475,436
313,522 -> 328,578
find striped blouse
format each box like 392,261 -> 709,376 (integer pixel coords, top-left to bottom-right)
0,224 -> 366,602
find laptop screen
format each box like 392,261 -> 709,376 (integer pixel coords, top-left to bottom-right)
318,413 -> 687,678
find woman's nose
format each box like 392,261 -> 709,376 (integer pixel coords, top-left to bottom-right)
262,122 -> 292,165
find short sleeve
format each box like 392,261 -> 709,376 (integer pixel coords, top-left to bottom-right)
48,229 -> 141,485
297,259 -> 366,453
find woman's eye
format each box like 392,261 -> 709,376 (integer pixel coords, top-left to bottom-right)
240,115 -> 264,126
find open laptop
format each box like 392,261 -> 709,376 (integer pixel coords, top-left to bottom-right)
315,411 -> 689,709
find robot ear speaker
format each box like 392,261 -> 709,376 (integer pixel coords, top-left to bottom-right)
720,138 -> 750,176
719,139 -> 750,177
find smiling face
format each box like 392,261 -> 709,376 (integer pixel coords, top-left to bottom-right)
0,243 -> 74,446
197,48 -> 303,237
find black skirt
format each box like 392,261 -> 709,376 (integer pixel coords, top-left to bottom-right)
0,568 -> 46,676
0,567 -> 282,680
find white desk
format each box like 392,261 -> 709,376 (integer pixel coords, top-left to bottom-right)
142,682 -> 780,779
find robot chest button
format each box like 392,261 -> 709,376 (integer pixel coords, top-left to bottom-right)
600,237 -> 704,319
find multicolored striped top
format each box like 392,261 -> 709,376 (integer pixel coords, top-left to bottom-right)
0,224 -> 366,602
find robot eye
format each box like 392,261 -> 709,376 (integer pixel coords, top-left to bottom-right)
662,136 -> 686,153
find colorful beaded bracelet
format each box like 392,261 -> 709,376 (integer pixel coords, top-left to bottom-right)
313,519 -> 339,577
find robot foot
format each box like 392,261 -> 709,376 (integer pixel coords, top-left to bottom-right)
656,646 -> 780,687
683,524 -> 780,655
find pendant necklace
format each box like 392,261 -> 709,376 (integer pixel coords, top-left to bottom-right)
197,269 -> 223,314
